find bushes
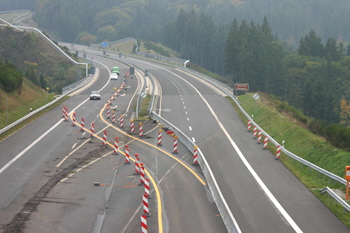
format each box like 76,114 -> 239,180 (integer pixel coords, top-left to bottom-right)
0,62 -> 23,92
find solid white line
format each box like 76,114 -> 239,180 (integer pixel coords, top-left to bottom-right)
170,70 -> 303,233
0,119 -> 63,174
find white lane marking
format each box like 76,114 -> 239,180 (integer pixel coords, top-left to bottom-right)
183,106 -> 186,109
187,118 -> 190,121
169,70 -> 303,233
0,60 -> 112,174
56,138 -> 91,168
185,111 -> 188,115
189,126 -> 192,131
72,143 -> 77,149
192,137 -> 196,143
0,119 -> 63,174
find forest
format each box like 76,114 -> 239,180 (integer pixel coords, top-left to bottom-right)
1,0 -> 350,148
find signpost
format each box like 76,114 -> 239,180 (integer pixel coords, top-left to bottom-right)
234,83 -> 249,96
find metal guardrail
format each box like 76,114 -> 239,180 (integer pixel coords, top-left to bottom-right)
0,72 -> 96,135
151,111 -> 241,233
320,187 -> 350,212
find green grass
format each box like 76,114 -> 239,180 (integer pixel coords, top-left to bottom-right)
0,79 -> 68,140
230,93 -> 350,228
137,94 -> 151,120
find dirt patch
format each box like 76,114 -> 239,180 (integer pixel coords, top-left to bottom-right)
2,149 -> 104,233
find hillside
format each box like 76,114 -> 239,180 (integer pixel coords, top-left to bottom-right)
0,27 -> 83,94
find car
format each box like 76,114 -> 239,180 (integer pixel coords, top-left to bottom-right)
90,91 -> 101,100
110,73 -> 119,80
111,66 -> 120,75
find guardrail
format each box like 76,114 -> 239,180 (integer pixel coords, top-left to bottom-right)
320,187 -> 350,212
0,71 -> 96,135
151,111 -> 241,233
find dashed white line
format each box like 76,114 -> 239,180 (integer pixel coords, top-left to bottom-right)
187,118 -> 190,121
192,137 -> 196,142
189,126 -> 192,131
72,143 -> 77,149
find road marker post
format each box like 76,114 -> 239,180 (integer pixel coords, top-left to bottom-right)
124,145 -> 131,164
157,129 -> 162,146
63,107 -> 69,122
90,122 -> 95,138
141,215 -> 148,233
134,153 -> 140,175
144,178 -> 151,199
139,122 -> 143,137
192,146 -> 199,166
263,136 -> 268,149
172,135 -> 178,154
80,117 -> 85,132
139,163 -> 145,185
257,130 -> 262,143
62,106 -> 66,118
112,111 -> 116,124
247,119 -> 251,131
113,137 -> 119,155
120,115 -> 124,128
102,130 -> 107,147
106,106 -> 111,119
275,145 -> 281,159
142,194 -> 150,216
253,125 -> 257,138
71,112 -> 76,127
130,119 -> 135,134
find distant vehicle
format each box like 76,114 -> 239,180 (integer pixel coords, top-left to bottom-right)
112,66 -> 120,75
110,73 -> 118,80
90,91 -> 101,100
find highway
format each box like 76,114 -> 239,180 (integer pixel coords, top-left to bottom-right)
0,44 -> 349,233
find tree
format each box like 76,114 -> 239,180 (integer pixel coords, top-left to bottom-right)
298,29 -> 324,57
340,98 -> 350,126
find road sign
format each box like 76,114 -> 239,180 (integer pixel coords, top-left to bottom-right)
101,42 -> 108,47
235,83 -> 249,91
141,92 -> 147,98
253,93 -> 260,100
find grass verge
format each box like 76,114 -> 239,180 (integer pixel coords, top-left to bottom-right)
229,93 -> 350,228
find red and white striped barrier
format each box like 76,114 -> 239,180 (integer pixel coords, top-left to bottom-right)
139,163 -> 145,185
120,115 -> 124,128
257,130 -> 262,143
263,136 -> 268,149
102,130 -> 107,147
80,117 -> 85,132
124,145 -> 131,164
113,137 -> 119,155
157,129 -> 162,146
139,122 -> 143,137
64,107 -> 69,122
173,136 -> 178,154
130,120 -> 135,133
62,106 -> 66,118
192,146 -> 199,166
141,215 -> 148,233
144,178 -> 151,199
253,126 -> 257,138
134,153 -> 140,175
106,106 -> 111,119
112,112 -> 116,124
143,194 -> 150,216
71,112 -> 76,127
247,119 -> 251,131
90,122 -> 95,138
276,145 -> 281,159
